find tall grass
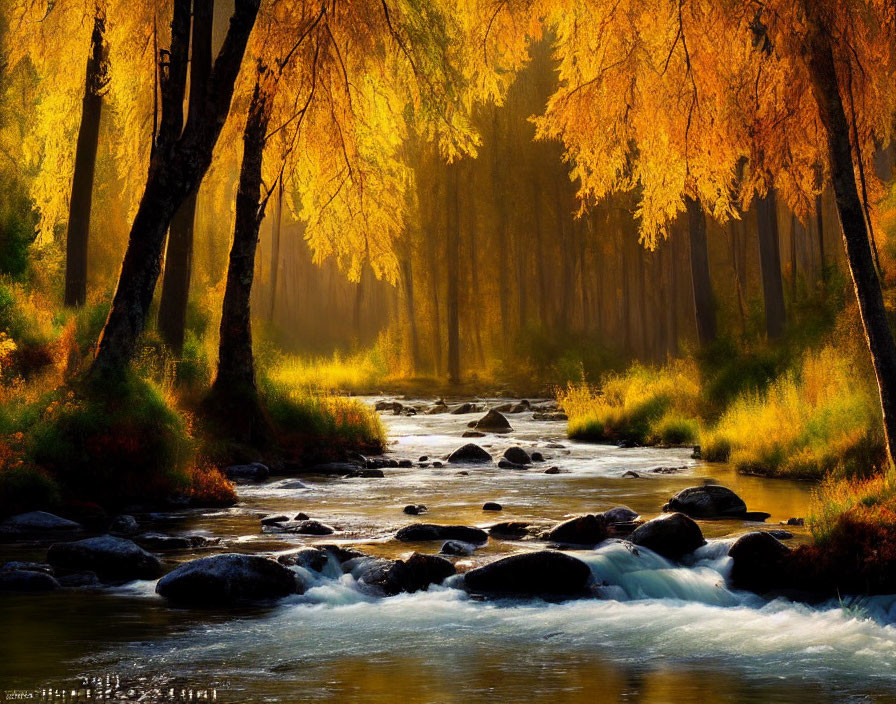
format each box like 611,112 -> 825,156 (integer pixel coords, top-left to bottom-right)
701,345 -> 883,479
559,360 -> 701,445
268,348 -> 389,393
810,469 -> 896,545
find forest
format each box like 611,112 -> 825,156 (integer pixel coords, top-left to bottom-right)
2,1 -> 896,702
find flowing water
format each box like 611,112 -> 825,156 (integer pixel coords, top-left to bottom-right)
2,399 -> 896,703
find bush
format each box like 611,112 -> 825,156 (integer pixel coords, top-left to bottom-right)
0,173 -> 37,280
700,345 -> 883,479
0,465 -> 61,517
559,360 -> 701,445
261,377 -> 386,459
27,374 -> 195,507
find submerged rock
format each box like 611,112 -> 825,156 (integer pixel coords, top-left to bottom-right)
109,515 -> 139,535
157,554 -> 301,605
545,515 -> 607,546
1,511 -> 83,535
488,522 -> 531,540
450,403 -> 477,415
629,513 -> 706,560
447,443 -> 493,464
483,502 -> 503,512
603,506 -> 639,524
463,550 -> 592,596
224,462 -> 269,483
261,514 -> 290,526
403,504 -> 427,515
133,533 -> 210,551
474,410 -> 513,433
267,520 -> 335,536
440,539 -> 476,556
503,447 -> 531,465
47,535 -> 163,581
0,569 -> 61,592
497,459 -> 528,470
463,431 -> 486,438
395,523 -> 489,544
728,531 -> 791,593
663,485 -> 748,519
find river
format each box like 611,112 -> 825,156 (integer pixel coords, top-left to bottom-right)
2,398 -> 896,703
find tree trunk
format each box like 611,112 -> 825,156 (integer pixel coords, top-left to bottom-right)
91,0 -> 259,379
446,162 -> 461,384
804,11 -> 896,467
685,196 -> 717,346
728,219 -> 748,335
211,78 -> 270,403
64,14 -> 107,307
268,179 -> 283,321
401,255 -> 420,372
756,189 -> 786,339
490,108 -> 510,336
157,0 -> 214,353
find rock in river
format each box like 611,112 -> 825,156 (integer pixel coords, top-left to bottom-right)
545,514 -> 607,546
728,531 -> 791,593
157,554 -> 302,605
224,462 -> 269,483
395,523 -> 489,544
502,447 -> 531,465
0,511 -> 83,535
0,569 -> 61,592
629,513 -> 706,560
463,551 -> 592,596
603,506 -> 639,524
47,535 -> 163,581
440,540 -> 476,556
663,485 -> 748,519
447,443 -> 493,464
473,410 -> 513,433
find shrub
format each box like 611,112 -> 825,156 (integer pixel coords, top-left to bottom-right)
700,345 -> 884,479
0,465 -> 61,517
559,360 -> 701,445
27,374 -> 194,507
0,173 -> 37,280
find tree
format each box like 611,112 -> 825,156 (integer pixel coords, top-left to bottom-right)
756,189 -> 786,339
63,11 -> 108,307
91,0 -> 260,378
156,0 -> 214,353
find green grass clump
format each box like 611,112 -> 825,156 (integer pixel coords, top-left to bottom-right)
261,377 -> 386,456
700,344 -> 883,480
559,360 -> 701,445
26,373 -> 196,507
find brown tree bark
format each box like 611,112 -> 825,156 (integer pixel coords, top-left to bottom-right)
90,0 -> 260,379
804,9 -> 896,467
685,195 -> 717,346
446,162 -> 461,384
64,13 -> 108,307
401,255 -> 420,372
267,179 -> 283,321
211,77 -> 270,407
756,189 -> 786,339
157,0 -> 214,353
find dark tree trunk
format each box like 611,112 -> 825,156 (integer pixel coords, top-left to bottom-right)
64,14 -> 107,307
446,162 -> 461,384
756,189 -> 787,339
90,0 -> 259,379
211,78 -> 270,405
728,219 -> 748,335
804,10 -> 896,467
815,193 -> 826,278
401,255 -> 420,371
268,179 -> 283,321
685,196 -> 717,346
490,108 -> 510,336
157,0 -> 214,353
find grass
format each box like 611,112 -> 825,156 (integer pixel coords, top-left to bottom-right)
559,359 -> 701,445
268,348 -> 389,393
701,344 -> 883,479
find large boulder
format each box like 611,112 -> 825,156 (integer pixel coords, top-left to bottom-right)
1,511 -> 83,535
224,462 -> 269,483
47,536 -> 163,581
395,523 -> 489,545
402,553 -> 456,592
629,513 -> 706,560
728,531 -> 791,593
663,485 -> 748,518
0,569 -> 61,592
447,444 -> 493,464
474,410 -> 513,433
157,554 -> 301,605
463,551 -> 592,596
502,447 -> 531,465
545,515 -> 607,546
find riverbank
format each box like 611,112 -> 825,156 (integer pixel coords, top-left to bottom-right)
2,398 -> 895,704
